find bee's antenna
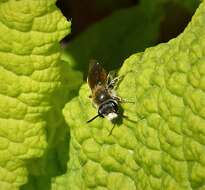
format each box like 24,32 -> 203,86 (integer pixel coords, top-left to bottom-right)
87,114 -> 100,123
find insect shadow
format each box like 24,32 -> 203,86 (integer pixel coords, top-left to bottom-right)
108,104 -> 142,135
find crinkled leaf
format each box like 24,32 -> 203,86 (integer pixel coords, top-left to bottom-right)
62,0 -> 165,72
21,63 -> 82,190
0,0 -> 74,189
58,1 -> 205,190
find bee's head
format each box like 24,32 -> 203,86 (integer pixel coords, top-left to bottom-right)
98,99 -> 118,121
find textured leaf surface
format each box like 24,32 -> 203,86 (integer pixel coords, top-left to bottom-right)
62,0 -> 165,72
59,1 -> 205,190
20,63 -> 82,190
0,0 -> 71,189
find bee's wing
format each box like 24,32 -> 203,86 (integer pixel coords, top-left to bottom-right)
87,60 -> 107,90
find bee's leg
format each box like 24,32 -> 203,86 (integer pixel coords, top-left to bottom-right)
113,95 -> 135,104
108,124 -> 116,136
112,95 -> 122,102
108,75 -> 124,89
120,99 -> 135,104
107,71 -> 115,85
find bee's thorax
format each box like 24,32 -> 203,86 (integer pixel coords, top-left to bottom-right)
93,85 -> 111,104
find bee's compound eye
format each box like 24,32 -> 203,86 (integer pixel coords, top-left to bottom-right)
111,101 -> 118,112
98,105 -> 105,117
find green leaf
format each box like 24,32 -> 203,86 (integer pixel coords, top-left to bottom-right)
174,0 -> 200,12
59,1 -> 205,190
0,0 -> 76,189
62,0 -> 165,72
21,63 -> 82,190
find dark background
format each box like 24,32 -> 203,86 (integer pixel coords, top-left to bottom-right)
55,0 -> 199,75
57,0 -> 194,44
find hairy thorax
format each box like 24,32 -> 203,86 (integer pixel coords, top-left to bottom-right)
92,85 -> 111,105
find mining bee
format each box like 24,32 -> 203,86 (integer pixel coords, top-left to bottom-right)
87,60 -> 125,135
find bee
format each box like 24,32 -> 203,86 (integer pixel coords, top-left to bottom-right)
87,60 -> 123,133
